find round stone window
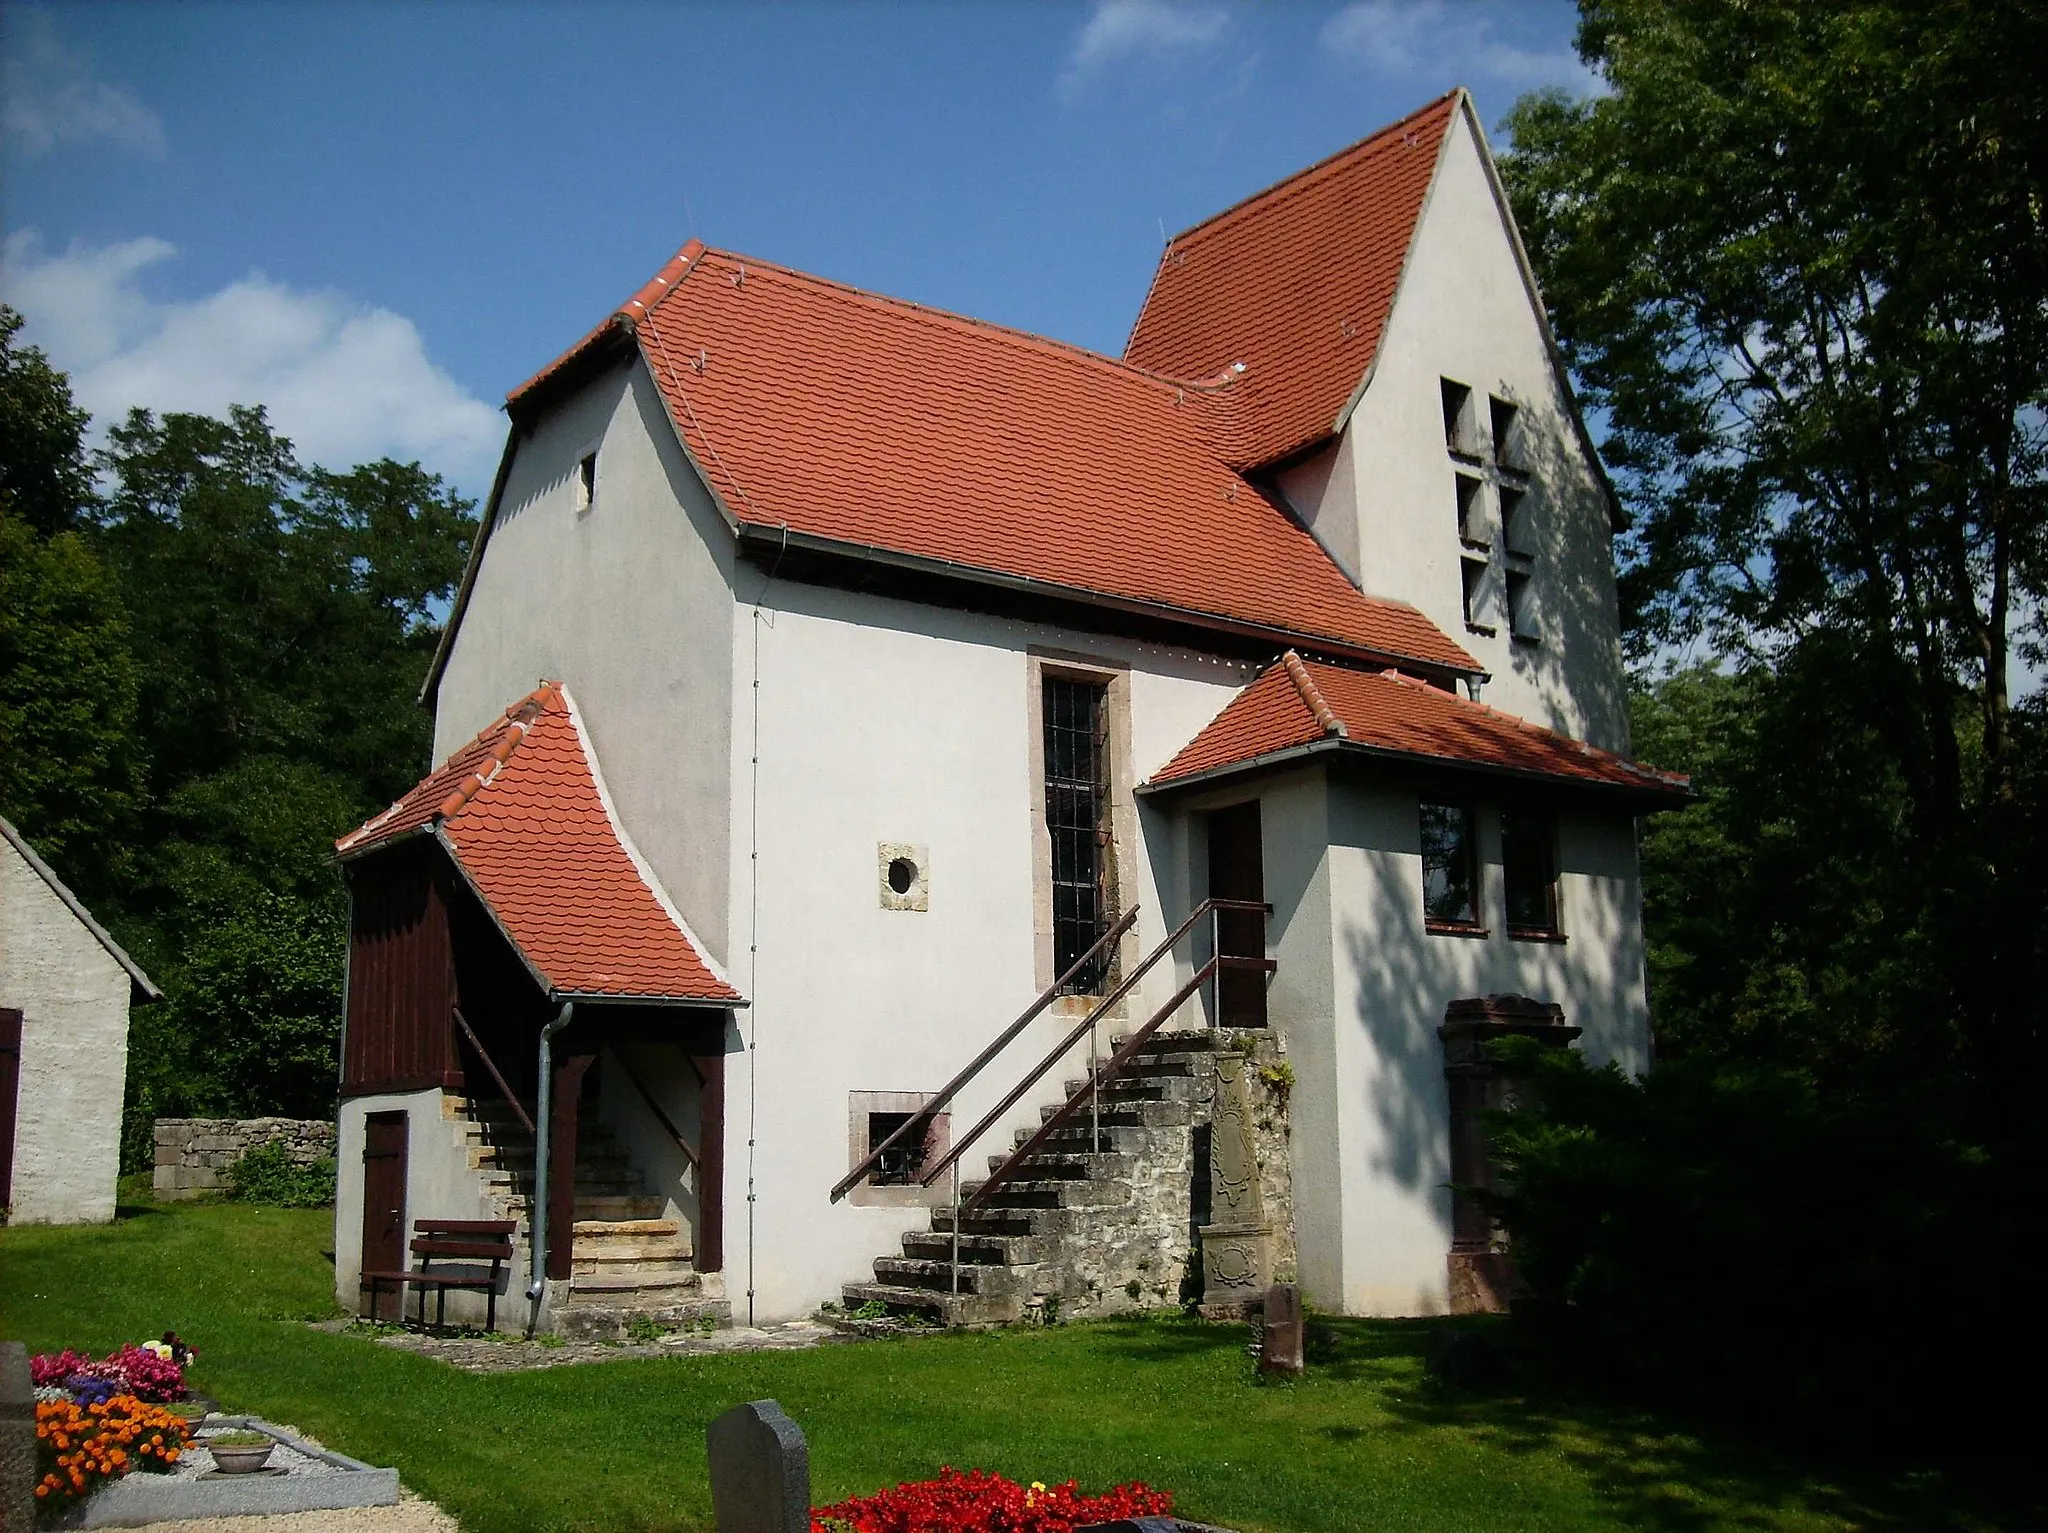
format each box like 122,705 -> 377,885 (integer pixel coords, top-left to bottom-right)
887,856 -> 918,895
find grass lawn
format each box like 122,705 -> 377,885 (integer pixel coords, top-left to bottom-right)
0,1195 -> 2028,1533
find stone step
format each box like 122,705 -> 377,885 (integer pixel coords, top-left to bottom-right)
1014,1122 -> 1144,1152
983,1150 -> 1136,1180
573,1194 -> 668,1221
1040,1098 -> 1191,1130
553,1297 -> 730,1343
1109,1028 -> 1230,1054
871,1256 -> 1033,1297
961,1177 -> 1132,1210
840,1281 -> 1021,1328
928,1204 -> 1068,1237
571,1219 -> 690,1266
564,1268 -> 704,1300
900,1230 -> 1052,1266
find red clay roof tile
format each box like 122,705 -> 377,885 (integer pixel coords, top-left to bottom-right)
1125,92 -> 1460,469
1149,653 -> 1689,798
338,684 -> 741,1004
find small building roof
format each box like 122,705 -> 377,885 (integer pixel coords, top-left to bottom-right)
338,683 -> 743,1006
0,815 -> 161,1001
1143,653 -> 1690,803
1124,92 -> 1460,468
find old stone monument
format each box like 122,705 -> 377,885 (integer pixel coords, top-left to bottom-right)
1257,1282 -> 1304,1377
707,1400 -> 810,1533
1197,1053 -> 1272,1316
2,1342 -> 33,1533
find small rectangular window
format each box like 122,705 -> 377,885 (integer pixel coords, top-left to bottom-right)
1505,569 -> 1534,640
1502,810 -> 1560,937
865,1111 -> 931,1185
1421,802 -> 1481,929
1043,676 -> 1113,992
1441,379 -> 1473,454
1489,397 -> 1520,469
1500,485 -> 1529,555
574,452 -> 596,513
1455,473 -> 1485,544
1461,557 -> 1491,632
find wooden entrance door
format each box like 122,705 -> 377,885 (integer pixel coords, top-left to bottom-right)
0,1009 -> 21,1212
1207,802 -> 1267,1027
359,1111 -> 408,1318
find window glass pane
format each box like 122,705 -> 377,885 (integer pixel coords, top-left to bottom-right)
1044,677 -> 1112,991
1420,802 -> 1477,925
1503,810 -> 1559,932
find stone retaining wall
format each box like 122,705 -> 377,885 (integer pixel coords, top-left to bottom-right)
153,1118 -> 336,1199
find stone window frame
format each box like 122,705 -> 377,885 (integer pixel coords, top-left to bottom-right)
845,1090 -> 950,1208
1025,648 -> 1139,1017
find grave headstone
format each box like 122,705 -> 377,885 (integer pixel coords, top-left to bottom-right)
2,1342 -> 33,1533
707,1399 -> 810,1533
1258,1283 -> 1304,1377
1197,1054 -> 1271,1316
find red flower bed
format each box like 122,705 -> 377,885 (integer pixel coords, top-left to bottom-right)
813,1468 -> 1172,1533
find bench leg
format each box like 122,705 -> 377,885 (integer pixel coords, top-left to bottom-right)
437,1285 -> 448,1330
486,1265 -> 498,1333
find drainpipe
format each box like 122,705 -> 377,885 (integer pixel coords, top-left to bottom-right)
526,1000 -> 575,1312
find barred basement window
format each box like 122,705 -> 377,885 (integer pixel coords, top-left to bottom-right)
1043,675 -> 1113,993
1421,802 -> 1482,930
865,1111 -> 931,1185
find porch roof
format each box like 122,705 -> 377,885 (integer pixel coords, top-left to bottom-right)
338,682 -> 743,1006
1143,652 -> 1690,804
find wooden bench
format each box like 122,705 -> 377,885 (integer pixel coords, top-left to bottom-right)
360,1219 -> 517,1331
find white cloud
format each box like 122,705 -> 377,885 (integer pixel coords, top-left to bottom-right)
1061,0 -> 1233,91
2,9 -> 166,157
1,231 -> 503,491
1319,1 -> 1600,98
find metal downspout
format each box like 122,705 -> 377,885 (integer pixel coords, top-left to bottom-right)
525,1000 -> 576,1325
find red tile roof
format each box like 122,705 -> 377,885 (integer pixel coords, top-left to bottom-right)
338,683 -> 741,1004
1147,653 -> 1689,800
1125,92 -> 1460,469
503,203 -> 1480,678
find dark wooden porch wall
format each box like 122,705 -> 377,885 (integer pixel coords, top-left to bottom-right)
343,840 -> 459,1095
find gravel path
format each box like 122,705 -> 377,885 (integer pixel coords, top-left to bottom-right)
113,1490 -> 457,1533
313,1316 -> 849,1372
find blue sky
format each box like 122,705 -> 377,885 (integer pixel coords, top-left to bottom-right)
1,1 -> 1593,502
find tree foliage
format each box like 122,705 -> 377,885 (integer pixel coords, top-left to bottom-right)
0,307 -> 476,1151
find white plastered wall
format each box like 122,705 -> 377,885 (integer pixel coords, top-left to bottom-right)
725,577 -> 1254,1322
433,357 -> 739,963
1289,105 -> 1631,752
0,835 -> 131,1225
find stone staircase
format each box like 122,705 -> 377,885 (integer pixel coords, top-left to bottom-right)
448,1096 -> 730,1340
840,1030 -> 1227,1327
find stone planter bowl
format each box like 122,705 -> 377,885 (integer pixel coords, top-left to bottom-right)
206,1437 -> 276,1474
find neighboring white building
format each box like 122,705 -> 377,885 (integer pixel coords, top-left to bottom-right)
1,816 -> 161,1225
333,91 -> 1687,1336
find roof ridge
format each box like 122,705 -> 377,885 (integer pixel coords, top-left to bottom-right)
435,681 -> 559,820
1281,650 -> 1347,738
655,243 -> 1255,403
1159,90 -> 1460,254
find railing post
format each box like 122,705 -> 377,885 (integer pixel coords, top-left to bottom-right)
1089,1009 -> 1100,1152
1210,905 -> 1221,1026
950,1161 -> 961,1294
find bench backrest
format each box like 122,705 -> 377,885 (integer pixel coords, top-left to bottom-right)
411,1218 -> 515,1263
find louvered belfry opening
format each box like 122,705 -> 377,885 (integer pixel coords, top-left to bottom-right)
1043,676 -> 1114,994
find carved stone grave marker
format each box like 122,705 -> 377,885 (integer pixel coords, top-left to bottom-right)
1198,1053 -> 1271,1315
707,1399 -> 810,1533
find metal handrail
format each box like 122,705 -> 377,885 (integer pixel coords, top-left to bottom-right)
452,1006 -> 535,1136
828,906 -> 1140,1203
917,898 -> 1271,1193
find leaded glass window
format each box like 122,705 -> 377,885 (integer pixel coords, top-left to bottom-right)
1043,676 -> 1112,992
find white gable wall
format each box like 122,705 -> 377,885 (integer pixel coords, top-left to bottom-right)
435,359 -> 739,963
1293,106 -> 1631,752
726,576 -> 1254,1321
1,833 -> 132,1224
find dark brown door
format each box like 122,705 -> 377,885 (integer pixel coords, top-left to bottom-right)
0,1009 -> 21,1211
1207,801 -> 1267,1027
360,1111 -> 408,1318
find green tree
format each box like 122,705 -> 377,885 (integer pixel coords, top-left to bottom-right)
0,306 -> 95,537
